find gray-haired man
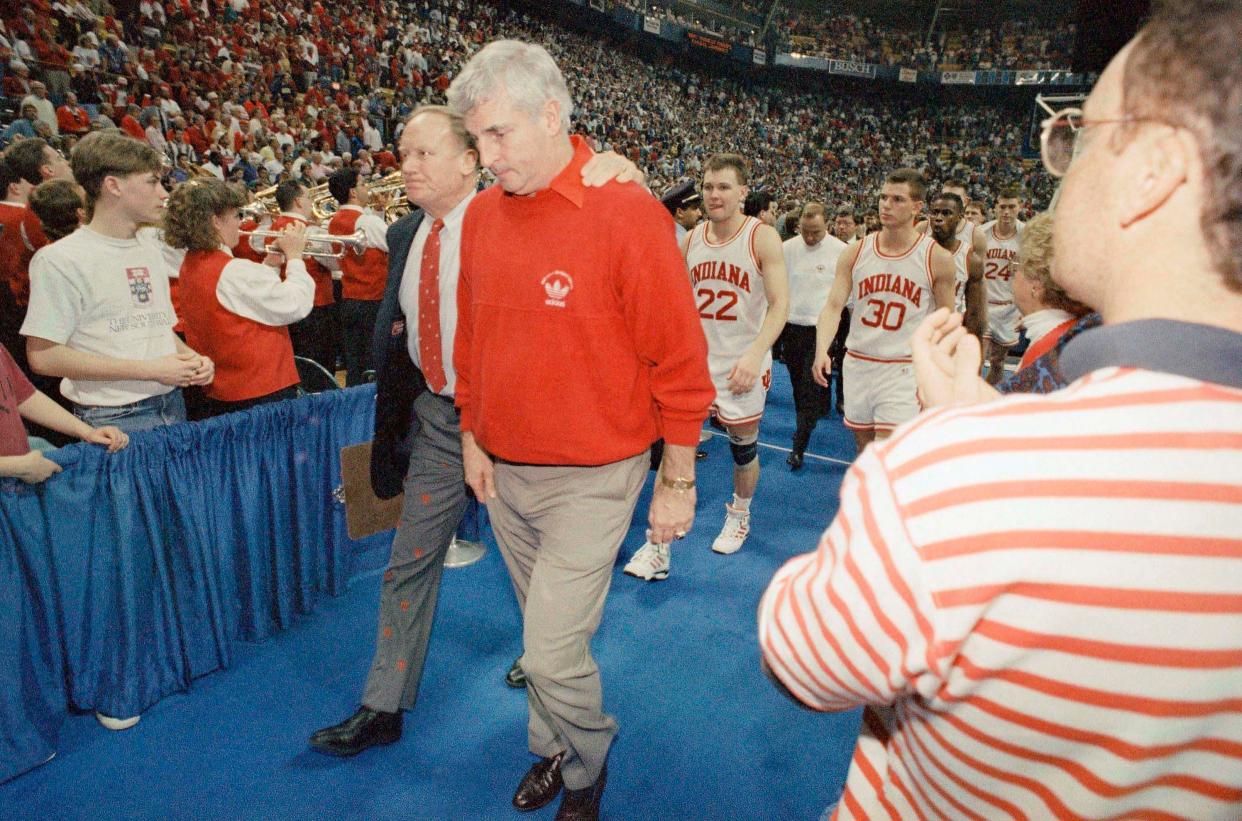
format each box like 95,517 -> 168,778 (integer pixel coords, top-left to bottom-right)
449,40 -> 713,821
306,106 -> 644,761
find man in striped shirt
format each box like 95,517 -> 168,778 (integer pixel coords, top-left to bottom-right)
758,2 -> 1242,818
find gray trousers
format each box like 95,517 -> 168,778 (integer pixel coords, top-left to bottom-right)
362,391 -> 468,713
487,453 -> 647,790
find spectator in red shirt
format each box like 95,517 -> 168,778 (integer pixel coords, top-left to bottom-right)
3,59 -> 32,98
185,114 -> 209,155
372,145 -> 397,171
449,41 -> 713,820
56,91 -> 92,136
119,104 -> 147,140
0,342 -> 128,483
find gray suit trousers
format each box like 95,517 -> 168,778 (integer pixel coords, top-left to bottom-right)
362,391 -> 468,713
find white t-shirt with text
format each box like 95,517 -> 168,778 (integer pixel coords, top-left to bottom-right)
22,226 -> 179,406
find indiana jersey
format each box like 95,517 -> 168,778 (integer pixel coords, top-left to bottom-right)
981,219 -> 1025,305
685,216 -> 769,371
949,236 -> 973,314
846,231 -> 937,362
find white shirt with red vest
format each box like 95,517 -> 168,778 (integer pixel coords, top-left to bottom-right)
270,212 -> 334,307
327,204 -> 388,302
177,245 -> 314,401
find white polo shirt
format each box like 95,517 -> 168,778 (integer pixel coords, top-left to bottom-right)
783,232 -> 847,326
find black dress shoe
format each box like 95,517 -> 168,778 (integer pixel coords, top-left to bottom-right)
786,450 -> 804,471
308,706 -> 402,757
555,763 -> 607,821
505,657 -> 527,689
513,752 -> 564,811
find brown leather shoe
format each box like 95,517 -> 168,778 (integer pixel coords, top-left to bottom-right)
554,763 -> 607,821
512,752 -> 564,811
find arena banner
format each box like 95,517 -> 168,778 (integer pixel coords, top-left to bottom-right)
753,47 -> 766,65
828,58 -> 877,79
644,15 -> 661,34
941,70 -> 978,85
899,68 -> 917,83
1016,69 -> 1082,85
774,53 -> 829,70
687,30 -> 732,54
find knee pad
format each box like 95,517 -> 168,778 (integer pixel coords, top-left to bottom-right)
728,430 -> 759,467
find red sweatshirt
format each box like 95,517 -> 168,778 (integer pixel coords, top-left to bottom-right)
455,136 -> 713,466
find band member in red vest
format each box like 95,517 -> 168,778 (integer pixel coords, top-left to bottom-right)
326,169 -> 388,385
163,180 -> 315,416
270,179 -> 338,371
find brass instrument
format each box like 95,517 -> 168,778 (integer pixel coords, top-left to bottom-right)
368,171 -> 409,223
308,182 -> 338,221
240,227 -> 369,259
241,183 -> 281,220
245,173 -> 410,224
188,163 -> 220,181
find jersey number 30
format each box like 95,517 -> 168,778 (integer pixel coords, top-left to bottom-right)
697,288 -> 739,321
859,298 -> 907,331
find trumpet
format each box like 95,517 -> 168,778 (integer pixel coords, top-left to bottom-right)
240,228 -> 369,259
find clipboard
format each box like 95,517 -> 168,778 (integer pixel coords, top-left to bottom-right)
340,441 -> 404,540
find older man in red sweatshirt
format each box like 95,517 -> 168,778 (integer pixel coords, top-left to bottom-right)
450,40 -> 713,821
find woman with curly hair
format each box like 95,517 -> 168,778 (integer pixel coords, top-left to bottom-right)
1011,211 -> 1092,371
163,179 -> 315,416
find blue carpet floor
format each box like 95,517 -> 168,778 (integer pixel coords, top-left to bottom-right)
0,366 -> 862,820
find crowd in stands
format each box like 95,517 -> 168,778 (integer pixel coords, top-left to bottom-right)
0,0 -> 1052,231
773,12 -> 1076,70
615,0 -> 1076,71
616,0 -> 761,46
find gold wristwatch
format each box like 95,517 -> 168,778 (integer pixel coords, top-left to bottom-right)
659,474 -> 696,491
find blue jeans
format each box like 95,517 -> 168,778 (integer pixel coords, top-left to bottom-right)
73,389 -> 186,433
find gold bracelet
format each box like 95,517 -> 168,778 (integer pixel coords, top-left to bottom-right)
659,474 -> 695,491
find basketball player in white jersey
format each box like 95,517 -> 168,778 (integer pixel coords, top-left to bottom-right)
928,192 -> 985,339
964,202 -> 986,228
980,186 -> 1026,384
624,153 -> 787,580
811,168 -> 956,454
917,179 -> 990,263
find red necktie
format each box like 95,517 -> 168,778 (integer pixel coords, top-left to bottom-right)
418,218 -> 447,393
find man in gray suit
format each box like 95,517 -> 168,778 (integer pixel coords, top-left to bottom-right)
309,105 -> 641,756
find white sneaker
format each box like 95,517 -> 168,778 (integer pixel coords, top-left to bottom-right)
95,711 -> 141,731
623,540 -> 670,581
711,504 -> 750,555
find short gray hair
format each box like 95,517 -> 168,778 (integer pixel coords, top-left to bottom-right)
447,40 -> 573,131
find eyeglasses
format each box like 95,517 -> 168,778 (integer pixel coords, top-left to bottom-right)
1039,106 -> 1176,178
